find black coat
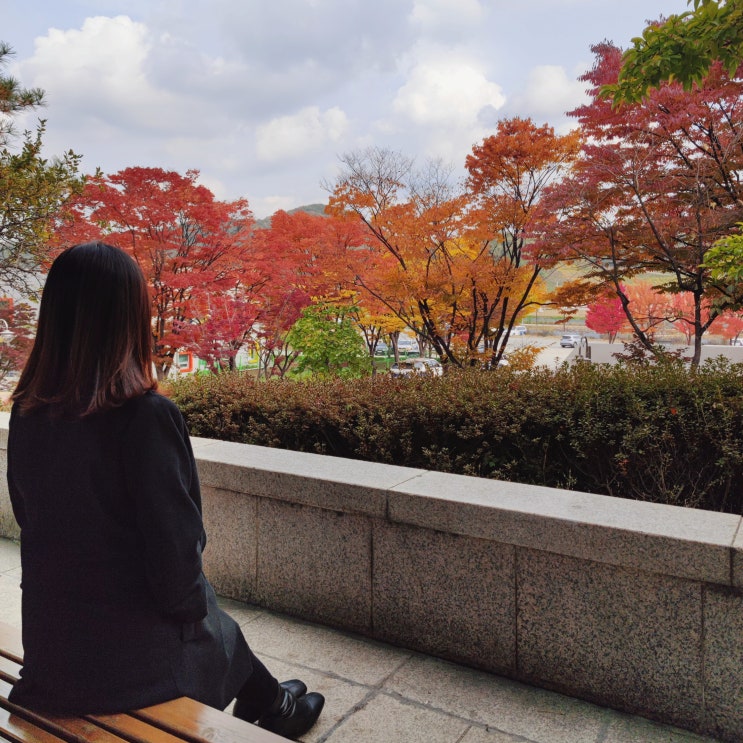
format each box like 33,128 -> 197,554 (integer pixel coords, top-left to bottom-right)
7,391 -> 253,714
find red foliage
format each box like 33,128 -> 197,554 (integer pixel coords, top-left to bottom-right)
249,209 -> 367,376
532,42 -> 743,365
0,299 -> 36,386
712,311 -> 743,344
585,294 -> 626,342
55,167 -> 256,376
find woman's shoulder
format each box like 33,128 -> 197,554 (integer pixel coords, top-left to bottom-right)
122,391 -> 185,429
127,390 -> 179,412
118,391 -> 192,459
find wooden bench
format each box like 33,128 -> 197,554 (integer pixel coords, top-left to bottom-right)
0,621 -> 287,743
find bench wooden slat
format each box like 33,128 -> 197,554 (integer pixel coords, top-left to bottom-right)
88,713 -> 195,743
34,715 -> 129,743
133,698 -> 287,743
0,679 -> 129,742
0,704 -> 68,743
1,678 -> 233,743
0,621 -> 287,743
0,657 -> 183,743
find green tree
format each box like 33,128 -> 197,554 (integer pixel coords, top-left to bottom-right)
0,41 -> 44,142
607,0 -> 743,103
0,42 -> 81,294
704,223 -> 743,310
286,303 -> 371,379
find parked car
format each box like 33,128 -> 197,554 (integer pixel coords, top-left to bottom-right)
412,357 -> 443,376
397,337 -> 420,355
374,341 -> 390,357
560,334 -> 581,348
482,354 -> 509,370
511,325 -> 527,336
390,357 -> 443,377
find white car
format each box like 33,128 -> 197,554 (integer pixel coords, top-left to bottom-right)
511,325 -> 527,336
412,357 -> 443,376
397,338 -> 420,355
560,334 -> 581,348
390,357 -> 443,377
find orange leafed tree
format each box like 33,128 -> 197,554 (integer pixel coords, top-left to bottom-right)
328,149 -> 475,366
328,132 -> 574,368
465,117 -> 581,363
55,167 -> 256,377
623,281 -> 676,341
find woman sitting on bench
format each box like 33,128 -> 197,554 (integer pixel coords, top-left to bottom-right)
6,241 -> 324,741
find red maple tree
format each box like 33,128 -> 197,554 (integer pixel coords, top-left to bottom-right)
56,167 -> 256,377
534,42 -> 743,366
585,293 -> 626,343
712,311 -> 743,345
249,209 -> 366,377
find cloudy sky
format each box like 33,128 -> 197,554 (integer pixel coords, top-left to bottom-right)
3,0 -> 684,218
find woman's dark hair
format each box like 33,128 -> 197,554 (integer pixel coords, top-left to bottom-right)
12,241 -> 157,416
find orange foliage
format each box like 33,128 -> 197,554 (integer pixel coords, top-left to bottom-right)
329,125 -> 577,368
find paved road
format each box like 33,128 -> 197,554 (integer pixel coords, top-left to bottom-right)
508,333 -> 743,367
505,333 -> 575,368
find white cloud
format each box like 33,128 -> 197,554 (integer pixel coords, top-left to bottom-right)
3,0 -> 686,213
255,106 -> 349,162
512,64 -> 589,122
392,52 -> 506,129
19,16 -> 193,133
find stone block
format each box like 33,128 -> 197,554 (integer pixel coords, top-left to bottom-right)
390,471 -> 738,584
194,440 -> 423,517
201,485 -> 258,602
702,585 -> 743,743
373,520 -> 516,673
255,498 -> 372,633
516,548 -> 704,732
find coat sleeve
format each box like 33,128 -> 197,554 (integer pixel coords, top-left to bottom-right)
121,394 -> 208,623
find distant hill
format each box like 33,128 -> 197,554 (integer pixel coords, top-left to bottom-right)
254,203 -> 327,229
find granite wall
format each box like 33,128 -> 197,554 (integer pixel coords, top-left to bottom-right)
1,414 -> 740,741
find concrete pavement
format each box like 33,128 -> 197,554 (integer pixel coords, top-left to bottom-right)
0,537 -> 720,743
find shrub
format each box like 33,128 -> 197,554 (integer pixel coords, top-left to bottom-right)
167,360 -> 743,514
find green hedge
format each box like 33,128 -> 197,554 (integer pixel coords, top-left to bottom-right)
168,361 -> 743,514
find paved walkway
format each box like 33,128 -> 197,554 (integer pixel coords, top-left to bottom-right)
0,537 -> 720,743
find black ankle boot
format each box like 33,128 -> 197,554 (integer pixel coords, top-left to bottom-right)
233,679 -> 308,723
279,679 -> 307,699
258,686 -> 325,740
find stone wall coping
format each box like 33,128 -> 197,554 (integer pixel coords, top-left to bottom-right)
189,435 -> 741,587
190,436 -> 426,518
389,471 -> 741,586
